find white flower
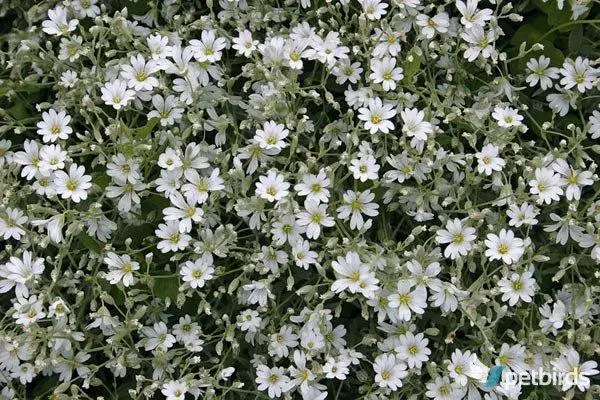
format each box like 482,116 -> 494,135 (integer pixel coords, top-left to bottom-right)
147,94 -> 183,126
158,147 -> 183,171
396,331 -> 431,369
296,201 -> 334,239
268,325 -> 298,358
333,59 -> 363,85
425,376 -> 465,400
336,189 -> 380,230
0,139 -> 12,167
294,170 -> 331,203
100,79 -> 136,110
323,356 -> 350,380
106,181 -> 145,213
492,106 -> 523,128
58,35 -> 83,62
360,0 -> 388,20
369,57 -> 403,91
41,6 -> 78,36
106,154 -> 141,184
255,171 -> 290,202
526,56 -> 559,90
180,257 -> 215,289
552,158 -> 593,201
456,0 -> 493,29
507,203 -> 539,227
485,229 -> 525,264
331,251 -> 379,298
181,168 -> 225,204
373,353 -> 407,390
141,322 -> 176,351
13,295 -> 45,327
52,164 -> 92,203
161,380 -> 187,400
447,349 -> 484,386
13,140 -> 42,180
358,97 -> 397,134
559,56 -> 597,93
529,167 -> 563,204
39,144 -> 67,174
189,30 -> 227,63
546,90 -> 575,116
271,215 -> 304,246
416,12 -> 450,39
406,260 -> 442,290
254,121 -> 289,151
539,300 -> 566,334
551,348 -> 599,392
36,109 -> 72,143
498,268 -> 536,306
0,251 -> 44,298
284,40 -> 309,70
0,207 -> 28,241
388,281 -> 427,321
103,252 -> 140,287
349,155 -> 380,182
461,26 -> 494,61
401,108 -> 434,141
435,218 -> 477,260
155,221 -> 191,253
163,191 -> 204,233
475,143 -> 505,175
373,28 -> 402,57
232,29 -> 258,57
588,109 -> 600,139
289,350 -> 315,390
60,71 -> 79,88
291,240 -> 318,270
120,54 -> 161,91
72,0 -> 100,18
237,309 -> 261,332
496,343 -> 527,373
255,365 -> 293,398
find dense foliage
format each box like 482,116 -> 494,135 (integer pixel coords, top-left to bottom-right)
0,0 -> 599,399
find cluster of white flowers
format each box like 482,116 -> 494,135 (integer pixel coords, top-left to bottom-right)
0,0 -> 599,399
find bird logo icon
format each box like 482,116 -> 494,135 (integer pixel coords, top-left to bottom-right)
483,365 -> 506,389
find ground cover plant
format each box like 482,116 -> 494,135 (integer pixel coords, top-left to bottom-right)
0,0 -> 600,399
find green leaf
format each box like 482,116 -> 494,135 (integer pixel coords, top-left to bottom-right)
511,15 -> 550,47
153,275 -> 179,300
402,46 -> 421,82
135,118 -> 158,140
92,172 -> 111,189
7,102 -> 29,120
77,233 -> 103,254
568,25 -> 583,55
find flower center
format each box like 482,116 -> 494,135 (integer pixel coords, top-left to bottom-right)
408,344 -> 418,355
122,263 -> 132,273
350,199 -> 362,211
66,179 -> 78,191
498,243 -> 509,254
135,71 -> 148,82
